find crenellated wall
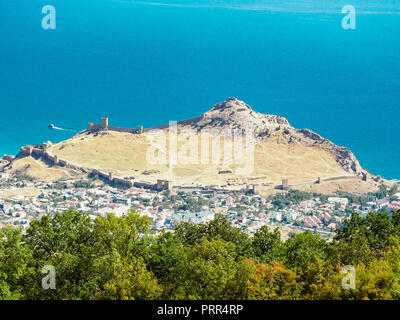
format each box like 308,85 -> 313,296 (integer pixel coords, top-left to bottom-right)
91,169 -> 168,190
107,126 -> 140,134
88,118 -> 143,134
88,116 -> 204,135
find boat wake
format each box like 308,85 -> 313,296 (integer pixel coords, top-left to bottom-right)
48,124 -> 78,132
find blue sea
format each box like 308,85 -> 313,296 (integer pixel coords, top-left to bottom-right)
0,0 -> 399,179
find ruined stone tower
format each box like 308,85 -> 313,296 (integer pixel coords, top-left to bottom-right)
101,117 -> 109,130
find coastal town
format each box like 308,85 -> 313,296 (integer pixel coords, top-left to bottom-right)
1,155 -> 399,239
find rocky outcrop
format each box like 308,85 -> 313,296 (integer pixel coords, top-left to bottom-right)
297,129 -> 364,175
182,98 -> 365,176
181,97 -> 290,135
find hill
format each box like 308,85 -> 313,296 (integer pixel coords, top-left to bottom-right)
3,98 -> 384,194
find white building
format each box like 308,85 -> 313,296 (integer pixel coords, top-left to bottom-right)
328,197 -> 349,206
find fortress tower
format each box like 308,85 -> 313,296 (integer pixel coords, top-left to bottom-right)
282,179 -> 289,190
101,117 -> 109,130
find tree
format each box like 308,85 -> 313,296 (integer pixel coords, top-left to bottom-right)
173,215 -> 252,256
20,210 -> 153,299
311,238 -> 400,300
0,227 -> 34,299
166,238 -> 242,299
95,256 -> 162,300
24,210 -> 97,260
94,210 -> 151,258
3,207 -> 400,300
246,260 -> 301,300
251,226 -> 283,263
333,211 -> 400,265
375,184 -> 388,199
142,231 -> 184,290
389,184 -> 398,196
283,231 -> 329,272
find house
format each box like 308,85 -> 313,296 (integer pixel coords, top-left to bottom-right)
320,212 -> 331,223
388,201 -> 400,211
328,197 -> 349,206
113,196 -> 131,205
287,211 -> 299,222
167,210 -> 215,225
224,195 -> 234,206
304,215 -> 322,228
327,222 -> 337,230
376,198 -> 390,209
270,211 -> 282,222
299,200 -> 314,209
1,202 -> 12,214
393,193 -> 400,200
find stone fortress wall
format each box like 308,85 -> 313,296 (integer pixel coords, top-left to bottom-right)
88,117 -> 144,134
19,143 -> 170,191
88,116 -> 205,135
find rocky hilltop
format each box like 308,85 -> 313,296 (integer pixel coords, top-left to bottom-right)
180,97 -> 365,176
188,97 -> 290,133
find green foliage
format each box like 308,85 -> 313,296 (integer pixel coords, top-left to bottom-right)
95,211 -> 151,258
245,260 -> 301,300
0,227 -> 34,299
283,231 -> 329,271
333,211 -> 400,265
73,180 -> 93,189
13,174 -> 35,182
165,238 -> 243,299
251,226 -> 283,263
141,231 -> 183,287
270,190 -> 316,209
95,256 -> 162,300
1,209 -> 400,300
173,215 -> 252,256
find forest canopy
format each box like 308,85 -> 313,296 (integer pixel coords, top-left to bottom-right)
1,209 -> 400,300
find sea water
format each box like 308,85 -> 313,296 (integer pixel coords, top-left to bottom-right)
0,0 -> 399,179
